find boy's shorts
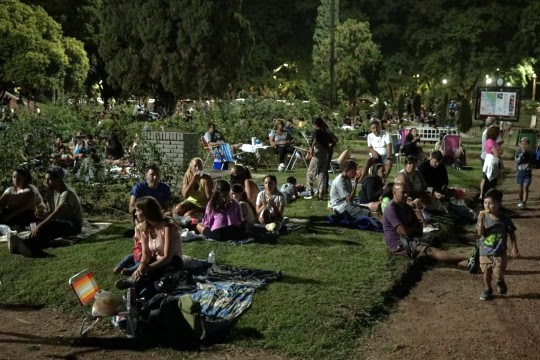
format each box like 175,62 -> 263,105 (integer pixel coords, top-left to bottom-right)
516,170 -> 532,186
479,253 -> 507,273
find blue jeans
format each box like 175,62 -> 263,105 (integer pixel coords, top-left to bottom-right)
117,254 -> 140,275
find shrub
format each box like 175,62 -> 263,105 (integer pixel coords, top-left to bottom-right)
397,93 -> 405,118
412,93 -> 421,116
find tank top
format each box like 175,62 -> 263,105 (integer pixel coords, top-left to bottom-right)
186,177 -> 209,208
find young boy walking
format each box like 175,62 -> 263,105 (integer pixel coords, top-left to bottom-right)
515,137 -> 535,209
477,189 -> 519,301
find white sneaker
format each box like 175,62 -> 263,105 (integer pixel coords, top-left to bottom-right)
423,225 -> 438,233
517,202 -> 524,209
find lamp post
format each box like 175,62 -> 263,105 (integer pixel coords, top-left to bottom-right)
533,73 -> 537,101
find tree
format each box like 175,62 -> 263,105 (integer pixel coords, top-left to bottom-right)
313,19 -> 382,105
397,93 -> 405,118
457,98 -> 472,133
412,93 -> 421,116
0,0 -> 88,96
99,0 -> 253,104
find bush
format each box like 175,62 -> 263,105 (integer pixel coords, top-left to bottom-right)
397,93 -> 405,118
412,93 -> 421,116
520,99 -> 540,115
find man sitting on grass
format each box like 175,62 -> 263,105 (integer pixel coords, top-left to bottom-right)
382,182 -> 472,268
8,166 -> 83,257
329,159 -> 371,218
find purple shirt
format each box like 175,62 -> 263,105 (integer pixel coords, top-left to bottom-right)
203,199 -> 244,231
382,200 -> 421,254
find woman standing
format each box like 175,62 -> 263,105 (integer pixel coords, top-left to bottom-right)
174,157 -> 213,216
305,117 -> 334,200
196,180 -> 245,241
269,119 -> 295,169
481,126 -> 502,200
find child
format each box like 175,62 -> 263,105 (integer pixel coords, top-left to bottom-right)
477,189 -> 519,301
280,176 -> 298,204
514,137 -> 534,209
114,230 -> 142,276
256,175 -> 286,229
231,183 -> 257,230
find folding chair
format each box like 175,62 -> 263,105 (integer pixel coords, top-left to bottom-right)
200,136 -> 217,166
441,134 -> 461,165
285,146 -> 309,170
69,269 -> 102,336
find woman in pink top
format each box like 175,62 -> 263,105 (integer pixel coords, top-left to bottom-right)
481,126 -> 502,200
196,180 -> 245,241
115,196 -> 183,291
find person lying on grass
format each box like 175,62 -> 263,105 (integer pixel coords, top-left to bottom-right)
196,180 -> 246,241
115,196 -> 183,293
382,182 -> 470,268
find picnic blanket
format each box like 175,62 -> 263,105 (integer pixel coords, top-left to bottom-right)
132,258 -> 282,340
0,221 -> 111,243
326,212 -> 383,232
180,223 -> 303,244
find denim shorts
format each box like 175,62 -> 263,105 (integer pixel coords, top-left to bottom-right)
516,170 -> 532,186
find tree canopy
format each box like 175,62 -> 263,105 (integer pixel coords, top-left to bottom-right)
99,0 -> 253,102
0,0 -> 88,96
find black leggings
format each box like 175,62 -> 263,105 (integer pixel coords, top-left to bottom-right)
481,173 -> 498,199
203,225 -> 245,241
275,145 -> 295,163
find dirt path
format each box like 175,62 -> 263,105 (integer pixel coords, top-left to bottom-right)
359,164 -> 540,360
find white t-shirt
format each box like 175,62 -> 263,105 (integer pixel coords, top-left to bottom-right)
367,131 -> 391,156
256,191 -> 285,215
2,184 -> 45,211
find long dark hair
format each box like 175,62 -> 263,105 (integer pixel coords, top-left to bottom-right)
209,180 -> 233,212
231,183 -> 256,215
230,164 -> 252,185
106,133 -> 124,159
14,167 -> 32,186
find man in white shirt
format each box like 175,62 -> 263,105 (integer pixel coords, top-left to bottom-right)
367,119 -> 393,179
479,116 -> 496,201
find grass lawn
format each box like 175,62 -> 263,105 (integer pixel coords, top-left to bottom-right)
0,138 -> 490,359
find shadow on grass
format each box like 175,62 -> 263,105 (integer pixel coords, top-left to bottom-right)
81,223 -> 132,245
0,303 -> 45,311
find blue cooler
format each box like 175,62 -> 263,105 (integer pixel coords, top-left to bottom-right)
213,159 -> 228,170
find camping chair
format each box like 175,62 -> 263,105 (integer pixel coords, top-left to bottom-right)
201,136 -> 218,167
200,137 -> 241,170
69,269 -> 102,336
441,134 -> 461,165
285,146 -> 309,171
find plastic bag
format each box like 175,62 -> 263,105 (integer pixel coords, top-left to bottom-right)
0,224 -> 12,237
92,290 -> 126,317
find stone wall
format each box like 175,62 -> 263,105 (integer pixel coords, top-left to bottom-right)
140,131 -> 199,169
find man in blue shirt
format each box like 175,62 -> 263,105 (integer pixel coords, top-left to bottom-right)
129,164 -> 171,215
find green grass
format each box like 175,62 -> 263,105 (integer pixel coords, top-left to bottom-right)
0,140 -> 488,359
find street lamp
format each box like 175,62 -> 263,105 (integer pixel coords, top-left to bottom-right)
533,73 -> 537,101
442,79 -> 448,85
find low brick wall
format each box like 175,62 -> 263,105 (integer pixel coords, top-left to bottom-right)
141,131 -> 199,169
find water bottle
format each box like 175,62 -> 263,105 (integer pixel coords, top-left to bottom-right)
208,250 -> 216,264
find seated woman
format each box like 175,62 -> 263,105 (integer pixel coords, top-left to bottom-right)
402,127 -> 423,158
116,196 -> 183,294
174,157 -> 213,217
196,180 -> 245,241
269,118 -> 295,169
396,156 -> 427,196
359,163 -> 385,211
231,184 -> 257,230
230,164 -> 260,207
0,167 -> 45,229
256,175 -> 286,226
105,133 -> 124,165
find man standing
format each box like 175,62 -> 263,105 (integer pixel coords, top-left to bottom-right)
8,166 -> 83,257
480,116 -> 496,200
367,119 -> 393,179
418,150 -> 448,198
382,182 -> 469,267
329,160 -> 370,218
129,164 -> 171,216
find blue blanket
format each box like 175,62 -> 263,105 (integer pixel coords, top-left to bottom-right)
326,212 -> 383,232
